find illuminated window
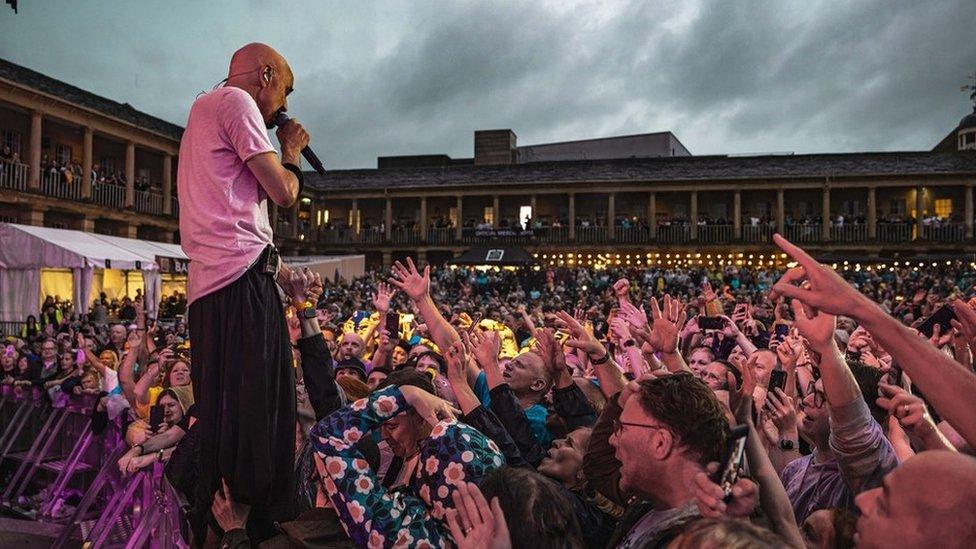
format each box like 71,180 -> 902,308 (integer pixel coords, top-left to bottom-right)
317,209 -> 330,226
484,206 -> 494,224
935,199 -> 952,218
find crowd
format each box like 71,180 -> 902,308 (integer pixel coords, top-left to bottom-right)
4,234 -> 976,548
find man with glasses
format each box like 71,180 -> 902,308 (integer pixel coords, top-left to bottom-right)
778,301 -> 896,524
585,372 -> 730,548
27,337 -> 61,387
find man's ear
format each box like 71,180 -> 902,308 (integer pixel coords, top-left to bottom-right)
261,65 -> 273,87
649,428 -> 674,460
530,377 -> 548,393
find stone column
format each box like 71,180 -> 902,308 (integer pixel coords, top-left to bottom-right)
690,190 -> 698,240
162,154 -> 173,215
351,198 -> 360,235
776,188 -> 785,234
529,195 -> 537,227
648,192 -> 657,239
568,193 -> 576,241
417,249 -> 428,267
28,111 -> 42,189
492,195 -> 500,229
308,199 -> 319,241
455,196 -> 463,241
23,208 -> 44,226
607,192 -> 616,240
966,185 -> 974,239
822,185 -> 831,240
382,250 -> 393,269
915,187 -> 924,240
385,197 -> 393,241
125,142 -> 136,208
733,190 -> 742,239
82,127 -> 93,200
290,203 -> 299,238
419,196 -> 428,242
78,217 -> 95,233
867,186 -> 877,239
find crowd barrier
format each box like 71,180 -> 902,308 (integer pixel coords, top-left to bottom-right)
0,385 -> 187,548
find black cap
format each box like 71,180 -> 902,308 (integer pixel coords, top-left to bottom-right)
335,357 -> 367,381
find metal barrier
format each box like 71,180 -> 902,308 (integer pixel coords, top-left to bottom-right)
0,386 -> 187,547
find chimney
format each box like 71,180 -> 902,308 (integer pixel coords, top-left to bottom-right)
474,129 -> 517,165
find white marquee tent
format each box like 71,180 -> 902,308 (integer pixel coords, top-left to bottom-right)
0,223 -> 187,321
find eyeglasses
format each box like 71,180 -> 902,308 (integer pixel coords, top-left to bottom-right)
805,381 -> 826,409
612,417 -> 669,437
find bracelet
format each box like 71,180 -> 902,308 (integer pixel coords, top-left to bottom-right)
134,444 -> 145,456
157,449 -> 165,463
590,352 -> 610,365
282,162 -> 305,196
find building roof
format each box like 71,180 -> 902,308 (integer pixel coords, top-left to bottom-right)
307,151 -> 976,192
0,58 -> 184,142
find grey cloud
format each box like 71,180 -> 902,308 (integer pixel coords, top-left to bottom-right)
1,0 -> 973,168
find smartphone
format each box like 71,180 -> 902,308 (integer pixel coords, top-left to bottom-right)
768,370 -> 787,393
149,405 -> 164,433
698,316 -> 725,331
385,311 -> 400,337
887,365 -> 902,386
712,424 -> 749,502
774,323 -> 790,338
917,304 -> 957,338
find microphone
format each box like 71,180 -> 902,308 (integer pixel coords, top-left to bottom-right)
274,112 -> 325,175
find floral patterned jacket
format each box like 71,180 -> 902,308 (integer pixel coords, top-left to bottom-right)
310,385 -> 505,548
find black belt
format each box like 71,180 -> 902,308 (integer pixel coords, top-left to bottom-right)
254,245 -> 281,276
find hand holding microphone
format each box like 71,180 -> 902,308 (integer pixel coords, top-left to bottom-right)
274,112 -> 325,175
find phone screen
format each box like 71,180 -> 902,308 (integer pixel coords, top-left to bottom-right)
149,405 -> 164,433
768,370 -> 787,393
917,304 -> 957,338
698,316 -> 725,331
713,424 -> 749,502
385,312 -> 399,337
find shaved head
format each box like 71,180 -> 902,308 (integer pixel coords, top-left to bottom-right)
225,42 -> 294,128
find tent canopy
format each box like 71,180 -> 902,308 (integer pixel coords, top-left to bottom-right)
448,247 -> 538,267
0,223 -> 186,271
0,223 -> 187,321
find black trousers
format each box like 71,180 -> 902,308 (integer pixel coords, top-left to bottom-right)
188,253 -> 295,542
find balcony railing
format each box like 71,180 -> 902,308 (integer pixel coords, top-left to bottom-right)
784,224 -> 822,243
657,224 -> 691,244
537,227 -> 569,244
576,226 -> 606,244
134,189 -> 163,215
921,223 -> 965,242
40,171 -> 83,201
427,227 -> 455,245
878,223 -> 912,243
292,218 -> 976,249
741,225 -> 774,243
0,159 -> 29,192
392,228 -> 421,245
697,225 -> 733,243
830,224 -> 867,242
92,181 -> 125,209
360,227 -> 385,244
615,226 -> 649,243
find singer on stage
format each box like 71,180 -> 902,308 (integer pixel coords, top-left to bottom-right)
177,42 -> 310,544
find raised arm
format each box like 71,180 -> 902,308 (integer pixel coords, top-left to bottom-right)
646,295 -> 691,374
389,258 -> 460,354
771,233 -> 976,450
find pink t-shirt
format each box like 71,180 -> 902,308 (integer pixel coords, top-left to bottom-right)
177,87 -> 277,305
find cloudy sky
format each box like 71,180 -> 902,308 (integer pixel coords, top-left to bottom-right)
1,0 -> 974,169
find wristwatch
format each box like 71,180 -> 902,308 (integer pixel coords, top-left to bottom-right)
622,339 -> 637,348
297,301 -> 317,319
779,439 -> 797,451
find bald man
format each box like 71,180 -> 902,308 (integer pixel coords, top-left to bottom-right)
177,42 -> 311,543
854,450 -> 976,548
